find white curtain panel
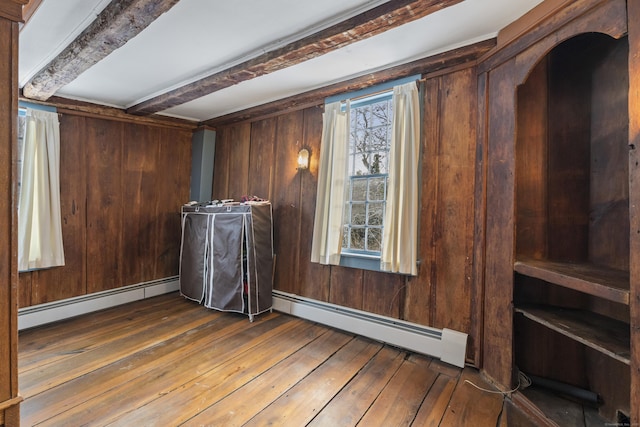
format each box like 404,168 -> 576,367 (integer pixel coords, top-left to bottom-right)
18,109 -> 65,271
381,82 -> 420,275
311,101 -> 349,265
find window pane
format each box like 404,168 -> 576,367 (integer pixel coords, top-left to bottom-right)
351,203 -> 366,225
350,228 -> 365,251
368,202 -> 384,226
367,228 -> 382,252
369,177 -> 386,201
351,178 -> 367,201
342,225 -> 349,248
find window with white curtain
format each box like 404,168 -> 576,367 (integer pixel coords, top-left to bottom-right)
17,105 -> 65,271
311,76 -> 421,275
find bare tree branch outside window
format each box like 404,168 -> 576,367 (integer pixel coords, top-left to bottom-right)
343,95 -> 392,253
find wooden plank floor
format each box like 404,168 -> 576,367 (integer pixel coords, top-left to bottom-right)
18,292 -> 511,426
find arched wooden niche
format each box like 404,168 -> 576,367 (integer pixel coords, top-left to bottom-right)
515,32 -> 629,270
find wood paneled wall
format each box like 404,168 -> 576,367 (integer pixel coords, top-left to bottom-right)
18,114 -> 193,307
212,65 -> 481,362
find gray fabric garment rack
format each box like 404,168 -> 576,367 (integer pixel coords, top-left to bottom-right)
179,202 -> 274,321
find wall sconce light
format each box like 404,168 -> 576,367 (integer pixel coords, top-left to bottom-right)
297,148 -> 309,170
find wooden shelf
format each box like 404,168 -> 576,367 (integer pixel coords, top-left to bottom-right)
515,305 -> 630,365
514,258 -> 629,305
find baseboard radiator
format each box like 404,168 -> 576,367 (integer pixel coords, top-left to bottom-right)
18,277 -> 179,331
17,282 -> 468,368
272,290 -> 468,368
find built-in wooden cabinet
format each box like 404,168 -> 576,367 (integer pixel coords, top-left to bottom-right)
513,32 -> 631,421
481,0 -> 638,424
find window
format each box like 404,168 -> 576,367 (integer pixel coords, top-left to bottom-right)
342,93 -> 392,257
312,75 -> 421,275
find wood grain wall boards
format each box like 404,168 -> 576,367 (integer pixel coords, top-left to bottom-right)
18,113 -> 192,307
248,117 -> 277,201
404,76 -> 440,328
403,68 -> 480,358
432,68 -> 477,336
226,122 -> 251,200
297,106 -> 331,302
211,125 -> 230,198
212,65 -> 484,363
515,57 -> 548,260
482,58 -> 517,390
85,118 -> 125,293
588,36 -> 629,271
272,110 -> 304,295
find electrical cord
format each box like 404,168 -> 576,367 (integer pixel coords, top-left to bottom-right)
463,370 -> 532,396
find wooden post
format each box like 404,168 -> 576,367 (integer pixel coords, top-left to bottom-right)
0,1 -> 27,425
627,2 -> 640,424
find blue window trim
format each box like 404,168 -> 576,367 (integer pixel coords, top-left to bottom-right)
339,250 -> 381,271
18,100 -> 57,113
325,74 -> 420,105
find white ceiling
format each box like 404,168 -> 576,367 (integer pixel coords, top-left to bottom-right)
19,0 -> 543,122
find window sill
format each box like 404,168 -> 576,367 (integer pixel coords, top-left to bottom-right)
340,251 -> 381,272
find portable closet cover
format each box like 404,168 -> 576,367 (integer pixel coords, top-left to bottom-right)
179,203 -> 274,321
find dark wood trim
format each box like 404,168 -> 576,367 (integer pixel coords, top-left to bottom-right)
20,0 -> 42,26
496,0 -> 573,50
21,0 -> 181,101
627,0 -> 640,423
510,392 -> 560,427
21,95 -> 198,130
478,0 -> 626,73
0,0 -> 26,21
127,0 -> 463,116
202,38 -> 495,128
0,5 -> 24,425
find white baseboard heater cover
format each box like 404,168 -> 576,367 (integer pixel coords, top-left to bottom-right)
18,277 -> 179,331
272,290 -> 468,368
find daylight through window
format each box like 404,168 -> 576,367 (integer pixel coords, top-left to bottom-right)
342,93 -> 392,255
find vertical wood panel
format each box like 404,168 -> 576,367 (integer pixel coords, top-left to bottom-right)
547,42 -> 591,262
272,110 -> 304,294
404,77 -> 440,325
18,273 -> 31,307
589,37 -> 629,271
470,71 -> 489,367
483,60 -> 517,388
153,127 -> 191,279
515,58 -> 548,259
248,118 -> 277,201
627,1 -> 640,422
212,127 -> 230,199
227,123 -> 251,200
298,106 -> 330,302
433,68 -> 477,335
122,123 -> 159,284
329,267 -> 364,310
86,119 -> 124,293
362,271 -> 404,318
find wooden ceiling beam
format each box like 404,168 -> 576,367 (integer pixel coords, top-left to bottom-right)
202,38 -> 496,128
22,0 -> 180,101
127,0 -> 463,116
